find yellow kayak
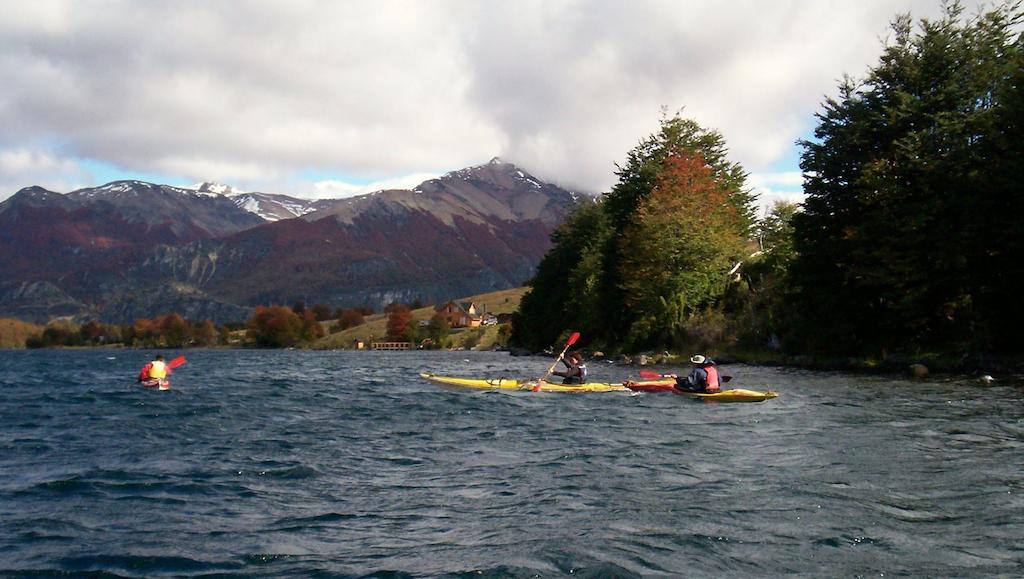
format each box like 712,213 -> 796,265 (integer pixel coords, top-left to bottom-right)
674,388 -> 779,402
419,372 -> 636,393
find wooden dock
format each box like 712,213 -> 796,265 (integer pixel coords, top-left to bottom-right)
371,341 -> 412,350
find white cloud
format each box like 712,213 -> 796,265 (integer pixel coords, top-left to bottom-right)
0,148 -> 92,196
308,172 -> 442,199
748,171 -> 804,190
748,171 -> 807,216
0,0 -> 994,202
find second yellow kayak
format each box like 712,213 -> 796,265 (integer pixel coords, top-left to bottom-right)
418,372 -> 642,393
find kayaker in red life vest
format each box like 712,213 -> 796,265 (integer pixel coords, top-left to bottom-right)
552,351 -> 587,384
138,354 -> 171,389
674,354 -> 721,393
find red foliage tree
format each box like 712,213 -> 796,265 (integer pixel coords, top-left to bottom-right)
311,304 -> 332,321
159,313 -> 191,348
248,305 -> 303,347
301,310 -> 325,341
336,308 -> 365,330
385,305 -> 412,341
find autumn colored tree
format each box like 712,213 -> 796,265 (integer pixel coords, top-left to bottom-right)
334,308 -> 365,331
159,313 -> 191,348
192,320 -> 221,347
79,320 -> 121,345
300,310 -> 325,342
618,152 -> 745,349
311,304 -> 332,321
248,305 -> 304,347
385,305 -> 412,341
599,113 -> 753,346
510,112 -> 754,353
129,318 -> 160,347
0,318 -> 43,348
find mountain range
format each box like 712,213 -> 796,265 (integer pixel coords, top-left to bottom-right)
0,159 -> 588,324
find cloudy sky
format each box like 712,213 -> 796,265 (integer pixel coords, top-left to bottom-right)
0,0 -> 990,211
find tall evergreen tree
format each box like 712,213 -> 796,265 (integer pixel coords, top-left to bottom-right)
790,1 -> 1023,355
510,201 -> 610,352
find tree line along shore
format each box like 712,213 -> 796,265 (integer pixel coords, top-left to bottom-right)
0,287 -> 526,353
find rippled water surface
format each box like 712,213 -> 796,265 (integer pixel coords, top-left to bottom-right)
1,349 -> 1022,577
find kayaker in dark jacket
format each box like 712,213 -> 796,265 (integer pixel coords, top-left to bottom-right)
552,351 -> 587,384
674,354 -> 720,393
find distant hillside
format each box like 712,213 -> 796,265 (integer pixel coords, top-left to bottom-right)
312,287 -> 528,350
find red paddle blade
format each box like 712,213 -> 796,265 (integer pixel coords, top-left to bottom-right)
639,369 -> 664,379
168,355 -> 187,369
566,331 -> 581,346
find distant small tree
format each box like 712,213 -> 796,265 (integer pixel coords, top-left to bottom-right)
497,322 -> 513,348
291,300 -> 306,316
30,322 -> 81,347
192,320 -> 221,347
130,318 -> 160,347
386,305 -> 412,341
248,305 -> 304,347
160,313 -> 191,348
404,321 -> 424,345
426,312 -> 451,346
333,308 -> 365,331
311,304 -> 332,321
300,310 -> 325,342
79,320 -> 121,345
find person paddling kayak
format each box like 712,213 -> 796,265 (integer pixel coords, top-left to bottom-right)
674,354 -> 720,393
138,354 -> 171,390
551,351 -> 587,385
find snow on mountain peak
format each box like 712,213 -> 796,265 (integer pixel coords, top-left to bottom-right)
193,182 -> 245,196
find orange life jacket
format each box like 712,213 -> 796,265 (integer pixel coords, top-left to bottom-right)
704,364 -> 720,392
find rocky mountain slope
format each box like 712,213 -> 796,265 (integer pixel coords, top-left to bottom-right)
0,160 -> 587,323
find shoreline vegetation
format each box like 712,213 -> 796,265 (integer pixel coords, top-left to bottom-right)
3,5 -> 1021,383
3,283 -> 1020,379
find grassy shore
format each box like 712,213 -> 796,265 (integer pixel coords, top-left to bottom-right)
310,287 -> 528,351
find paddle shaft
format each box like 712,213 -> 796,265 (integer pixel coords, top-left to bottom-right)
540,344 -> 572,383
534,332 -> 581,391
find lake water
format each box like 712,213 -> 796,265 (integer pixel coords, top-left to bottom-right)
0,349 -> 1021,577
